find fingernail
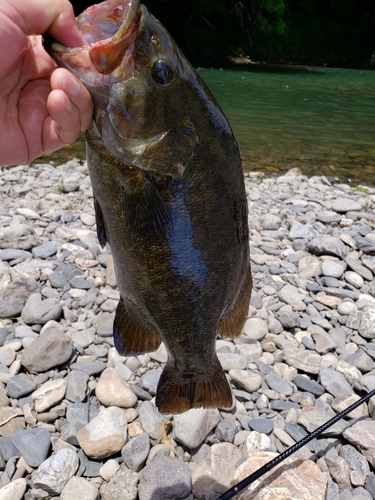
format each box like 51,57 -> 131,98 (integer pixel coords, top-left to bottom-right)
66,77 -> 81,97
64,97 -> 73,112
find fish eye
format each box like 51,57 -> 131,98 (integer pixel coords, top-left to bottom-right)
151,60 -> 174,85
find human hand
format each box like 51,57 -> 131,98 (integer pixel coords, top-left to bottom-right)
0,0 -> 93,166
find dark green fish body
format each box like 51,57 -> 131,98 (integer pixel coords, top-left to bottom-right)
46,0 -> 252,414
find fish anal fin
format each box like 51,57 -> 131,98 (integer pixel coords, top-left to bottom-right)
218,266 -> 252,339
155,357 -> 233,414
114,299 -> 161,355
93,195 -> 108,248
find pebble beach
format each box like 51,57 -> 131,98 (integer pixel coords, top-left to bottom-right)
0,160 -> 374,500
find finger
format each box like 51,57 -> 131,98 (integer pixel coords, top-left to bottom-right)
8,0 -> 85,47
50,68 -> 93,131
44,88 -> 82,152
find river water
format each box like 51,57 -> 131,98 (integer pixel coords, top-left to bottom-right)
43,65 -> 375,185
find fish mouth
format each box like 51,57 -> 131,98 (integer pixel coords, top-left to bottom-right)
44,0 -> 141,82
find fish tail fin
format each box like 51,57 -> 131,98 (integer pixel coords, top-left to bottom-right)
155,356 -> 233,414
114,299 -> 161,355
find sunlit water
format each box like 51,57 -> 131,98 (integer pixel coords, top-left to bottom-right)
41,65 -> 375,184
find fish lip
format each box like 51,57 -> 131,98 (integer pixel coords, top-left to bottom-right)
44,0 -> 141,78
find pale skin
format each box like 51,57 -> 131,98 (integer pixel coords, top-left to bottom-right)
0,0 -> 93,166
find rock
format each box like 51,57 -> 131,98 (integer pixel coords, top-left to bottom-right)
248,419 -> 274,435
265,373 -> 294,396
138,456 -> 191,500
70,360 -> 107,376
0,224 -> 38,250
232,452 -> 326,500
0,478 -> 26,500
96,368 -> 137,408
359,307 -> 375,339
32,242 -> 57,259
77,406 -> 128,459
61,476 -> 99,500
343,420 -> 375,467
71,328 -> 96,348
320,369 -> 354,397
242,318 -> 268,340
139,402 -> 167,442
215,419 -> 239,443
6,373 -> 36,399
278,284 -> 306,309
345,350 -> 374,373
298,256 -> 321,279
12,428 -> 51,467
32,448 -> 79,494
32,379 -> 67,412
259,214 -> 282,230
0,278 -> 39,318
245,431 -> 272,456
325,454 -> 352,491
217,352 -> 247,371
21,293 -> 62,324
192,443 -> 241,499
65,370 -> 89,403
339,445 -> 371,483
331,198 -> 362,212
21,328 -> 73,372
174,408 -> 220,449
283,349 -> 321,374
99,459 -> 120,481
345,257 -> 373,281
321,260 -> 347,278
140,368 -> 162,396
228,369 -> 262,393
100,465 -> 139,500
307,236 -> 348,258
122,432 -> 150,472
332,393 -> 369,419
293,374 -> 325,396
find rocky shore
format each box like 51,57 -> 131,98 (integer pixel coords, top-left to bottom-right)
0,160 -> 374,500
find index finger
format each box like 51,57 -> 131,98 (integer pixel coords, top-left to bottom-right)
4,0 -> 85,47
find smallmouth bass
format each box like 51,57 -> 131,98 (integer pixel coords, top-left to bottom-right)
45,0 -> 252,414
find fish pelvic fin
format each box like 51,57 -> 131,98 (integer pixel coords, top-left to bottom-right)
122,177 -> 172,239
93,195 -> 108,248
114,299 -> 161,355
155,356 -> 233,414
218,265 -> 252,339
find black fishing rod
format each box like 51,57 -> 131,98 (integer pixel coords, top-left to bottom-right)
217,388 -> 375,500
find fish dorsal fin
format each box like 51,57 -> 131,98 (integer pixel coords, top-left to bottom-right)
122,177 -> 172,238
114,299 -> 161,355
93,195 -> 108,247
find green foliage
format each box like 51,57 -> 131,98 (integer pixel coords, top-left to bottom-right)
72,0 -> 375,68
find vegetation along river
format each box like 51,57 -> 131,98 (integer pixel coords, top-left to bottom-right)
42,65 -> 375,185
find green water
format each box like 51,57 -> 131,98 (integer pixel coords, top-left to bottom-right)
47,65 -> 375,184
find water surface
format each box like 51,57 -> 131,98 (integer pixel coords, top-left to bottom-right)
42,65 -> 375,184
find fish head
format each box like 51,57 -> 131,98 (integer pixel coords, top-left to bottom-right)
45,0 -> 199,178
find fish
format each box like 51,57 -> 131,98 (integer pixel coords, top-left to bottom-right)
44,0 -> 252,414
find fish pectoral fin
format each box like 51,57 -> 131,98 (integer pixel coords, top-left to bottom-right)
93,195 -> 108,248
155,356 -> 233,414
113,299 -> 161,355
122,178 -> 172,238
218,266 -> 252,339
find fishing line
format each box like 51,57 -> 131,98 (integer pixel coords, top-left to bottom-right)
217,388 -> 375,500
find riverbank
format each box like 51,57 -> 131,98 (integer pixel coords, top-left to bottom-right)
0,161 -> 374,499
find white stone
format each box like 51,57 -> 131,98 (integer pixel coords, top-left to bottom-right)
32,379 -> 67,412
0,478 -> 26,500
33,449 -> 79,495
61,476 -> 99,500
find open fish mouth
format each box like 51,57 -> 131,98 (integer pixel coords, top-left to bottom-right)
44,0 -> 141,82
